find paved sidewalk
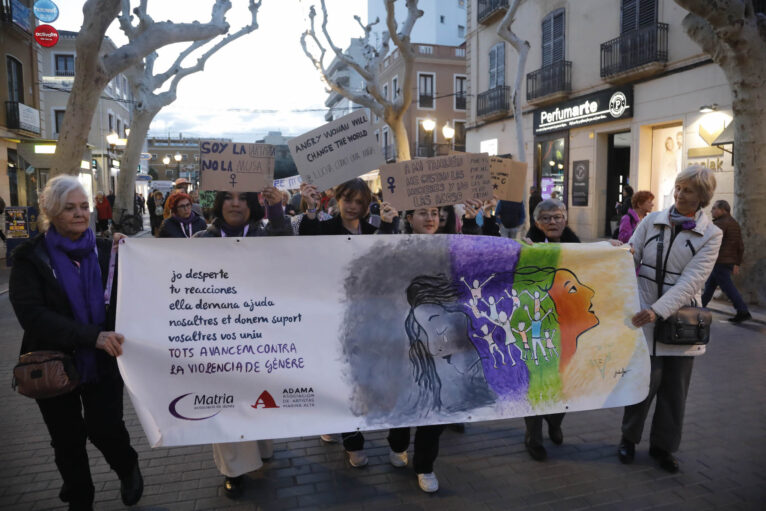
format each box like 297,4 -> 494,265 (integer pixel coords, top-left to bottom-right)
0,293 -> 764,510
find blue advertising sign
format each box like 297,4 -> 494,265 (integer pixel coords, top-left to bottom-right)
11,0 -> 31,31
33,0 -> 59,23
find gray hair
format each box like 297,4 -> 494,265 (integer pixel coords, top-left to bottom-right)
713,199 -> 730,213
675,165 -> 716,208
39,175 -> 87,231
533,198 -> 567,222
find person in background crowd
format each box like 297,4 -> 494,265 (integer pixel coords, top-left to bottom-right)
194,187 -> 290,499
461,199 -> 500,236
133,193 -> 144,231
701,199 -> 751,323
9,176 -> 143,510
299,178 -> 395,467
148,190 -> 165,237
550,191 -> 559,200
385,205 -> 445,493
288,188 -> 302,212
495,199 -> 526,239
163,178 -> 192,219
188,189 -> 204,219
618,165 -> 722,473
158,193 -> 207,238
528,186 -> 543,222
94,191 -> 112,237
106,190 -> 115,208
437,205 -> 458,234
616,185 -> 634,218
0,195 -> 6,243
137,193 -> 145,215
618,191 -> 655,243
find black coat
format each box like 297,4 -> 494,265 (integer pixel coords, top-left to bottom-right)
299,214 -> 392,235
9,234 -> 117,356
194,216 -> 293,238
158,214 -> 208,238
526,224 -> 580,243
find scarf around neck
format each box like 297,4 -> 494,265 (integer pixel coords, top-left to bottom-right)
173,211 -> 197,238
219,220 -> 250,237
45,226 -> 105,382
668,207 -> 697,230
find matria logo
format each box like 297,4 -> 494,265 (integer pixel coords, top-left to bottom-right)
168,392 -> 234,421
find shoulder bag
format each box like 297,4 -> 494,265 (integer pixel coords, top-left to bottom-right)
653,225 -> 711,346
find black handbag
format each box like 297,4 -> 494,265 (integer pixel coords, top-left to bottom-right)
653,225 -> 711,347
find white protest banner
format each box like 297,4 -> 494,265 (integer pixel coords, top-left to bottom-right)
117,237 -> 649,447
379,153 -> 493,210
200,141 -> 274,192
490,157 -> 527,202
288,111 -> 384,191
273,175 -> 302,191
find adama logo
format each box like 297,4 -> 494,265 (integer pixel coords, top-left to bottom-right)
251,390 -> 279,409
169,393 -> 222,421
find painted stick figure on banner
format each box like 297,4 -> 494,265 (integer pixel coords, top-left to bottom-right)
524,305 -> 553,366
483,310 -> 520,367
465,297 -> 482,319
480,295 -> 504,321
460,273 -> 496,301
522,289 -> 549,316
543,329 -> 559,359
472,324 -> 505,368
511,321 -> 532,361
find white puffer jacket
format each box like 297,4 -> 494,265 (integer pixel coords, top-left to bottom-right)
629,207 -> 722,357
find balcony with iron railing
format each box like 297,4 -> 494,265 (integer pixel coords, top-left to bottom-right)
478,0 -> 508,24
476,86 -> 511,120
601,23 -> 669,83
415,143 -> 453,158
526,61 -> 572,105
419,94 -> 434,109
54,69 -> 76,77
6,101 -> 41,134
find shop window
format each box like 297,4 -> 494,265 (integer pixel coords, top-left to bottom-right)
55,54 -> 75,76
7,56 -> 24,103
535,135 -> 568,203
541,9 -> 565,66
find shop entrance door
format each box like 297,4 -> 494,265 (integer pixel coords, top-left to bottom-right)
605,132 -> 631,237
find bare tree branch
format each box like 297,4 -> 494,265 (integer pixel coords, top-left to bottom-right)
497,0 -> 530,162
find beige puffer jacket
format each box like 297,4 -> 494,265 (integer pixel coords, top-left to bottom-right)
629,207 -> 722,357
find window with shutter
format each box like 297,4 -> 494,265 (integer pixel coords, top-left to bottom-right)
496,43 -> 505,86
621,0 -> 656,32
489,45 -> 497,88
542,9 -> 565,66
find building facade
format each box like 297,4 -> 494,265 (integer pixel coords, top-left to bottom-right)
1,0 -> 43,208
367,0 -> 467,49
147,135 -> 205,186
39,31 -> 133,200
371,42 -> 467,161
324,39 -> 366,123
466,0 -> 739,240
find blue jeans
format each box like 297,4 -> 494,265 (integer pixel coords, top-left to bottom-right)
701,263 -> 749,313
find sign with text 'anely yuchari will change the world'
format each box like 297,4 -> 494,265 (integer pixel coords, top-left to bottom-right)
199,141 -> 275,192
289,111 -> 384,191
116,237 -> 649,447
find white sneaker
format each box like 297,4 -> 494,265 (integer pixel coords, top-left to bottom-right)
319,434 -> 337,443
347,450 -> 368,467
417,472 -> 439,493
389,449 -> 408,467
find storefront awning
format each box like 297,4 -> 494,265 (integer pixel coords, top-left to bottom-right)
712,121 -> 734,147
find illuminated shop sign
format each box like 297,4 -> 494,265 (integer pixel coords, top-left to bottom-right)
533,87 -> 633,135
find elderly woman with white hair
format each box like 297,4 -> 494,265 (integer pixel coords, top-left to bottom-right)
618,165 -> 722,473
9,176 -> 143,510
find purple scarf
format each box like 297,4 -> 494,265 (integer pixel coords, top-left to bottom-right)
219,220 -> 249,237
45,227 -> 105,383
173,212 -> 197,238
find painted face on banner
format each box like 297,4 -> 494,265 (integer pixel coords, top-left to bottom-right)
413,303 -> 472,359
222,192 -> 251,227
408,208 -> 440,235
549,269 -> 598,333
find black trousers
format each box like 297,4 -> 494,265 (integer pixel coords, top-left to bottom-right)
388,425 -> 444,474
36,377 -> 138,509
341,431 -> 365,451
524,413 -> 565,446
621,355 -> 694,453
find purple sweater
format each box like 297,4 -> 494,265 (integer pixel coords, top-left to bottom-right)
618,208 -> 641,243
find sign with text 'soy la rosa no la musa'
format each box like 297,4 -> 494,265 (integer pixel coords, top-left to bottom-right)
288,111 -> 384,191
199,141 -> 275,192
380,153 -> 493,211
115,236 -> 650,447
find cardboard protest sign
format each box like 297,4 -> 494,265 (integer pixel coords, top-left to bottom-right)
490,157 -> 527,202
199,141 -> 275,192
116,237 -> 649,447
289,111 -> 384,191
379,153 -> 492,210
273,175 -> 302,191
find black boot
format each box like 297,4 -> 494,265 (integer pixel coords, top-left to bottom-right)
120,462 -> 144,506
649,446 -> 679,473
617,437 -> 635,464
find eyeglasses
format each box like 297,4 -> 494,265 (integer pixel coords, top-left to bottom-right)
538,214 -> 565,223
176,203 -> 192,210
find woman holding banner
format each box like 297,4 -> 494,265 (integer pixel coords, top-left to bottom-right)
194,186 -> 291,498
9,176 -> 143,510
299,178 -> 395,468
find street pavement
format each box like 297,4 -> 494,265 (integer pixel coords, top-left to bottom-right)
0,228 -> 764,510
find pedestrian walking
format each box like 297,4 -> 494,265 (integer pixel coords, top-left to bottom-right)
194,187 -> 291,499
9,176 -> 143,510
148,190 -> 165,237
618,165 -> 722,473
701,199 -> 751,323
94,191 -> 112,236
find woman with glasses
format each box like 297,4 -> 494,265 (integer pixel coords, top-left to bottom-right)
158,192 -> 207,238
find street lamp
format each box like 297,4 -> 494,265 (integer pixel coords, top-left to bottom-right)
421,118 -> 435,157
442,122 -> 455,149
106,131 -> 119,146
174,152 -> 182,181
